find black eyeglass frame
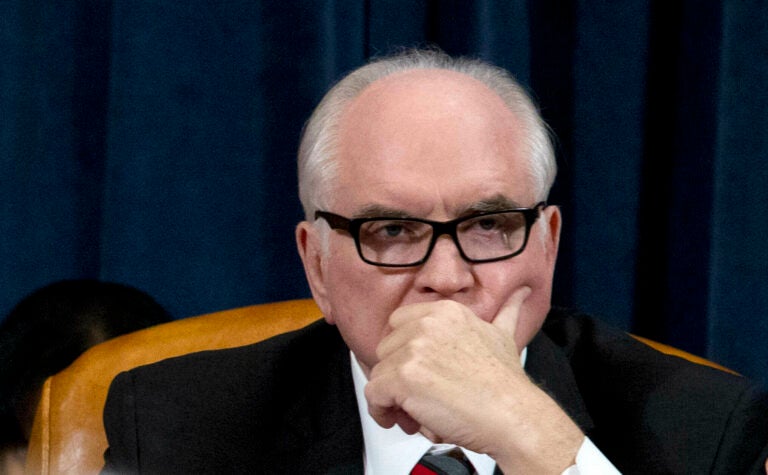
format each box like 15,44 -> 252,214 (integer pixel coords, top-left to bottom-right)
314,202 -> 548,267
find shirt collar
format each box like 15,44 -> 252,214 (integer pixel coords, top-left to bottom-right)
350,349 -> 527,475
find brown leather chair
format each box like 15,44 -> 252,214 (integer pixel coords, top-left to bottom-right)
26,298 -> 323,475
25,298 -> 734,474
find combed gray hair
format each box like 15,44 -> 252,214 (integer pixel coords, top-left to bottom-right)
297,48 -> 557,219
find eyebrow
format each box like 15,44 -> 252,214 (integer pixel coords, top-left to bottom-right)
352,205 -> 412,220
352,195 -> 524,220
456,195 -> 525,216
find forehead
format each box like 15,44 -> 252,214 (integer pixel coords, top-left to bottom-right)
331,69 -> 535,217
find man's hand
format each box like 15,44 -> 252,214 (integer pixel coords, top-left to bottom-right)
364,287 -> 584,474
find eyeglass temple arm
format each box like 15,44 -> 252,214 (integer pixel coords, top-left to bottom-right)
314,211 -> 351,231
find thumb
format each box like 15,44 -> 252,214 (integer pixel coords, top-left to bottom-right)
492,286 -> 532,337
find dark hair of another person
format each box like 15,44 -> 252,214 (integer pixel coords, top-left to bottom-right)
0,279 -> 172,447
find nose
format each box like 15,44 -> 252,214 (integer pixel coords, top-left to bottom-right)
413,235 -> 474,297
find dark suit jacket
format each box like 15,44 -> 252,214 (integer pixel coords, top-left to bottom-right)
102,308 -> 768,474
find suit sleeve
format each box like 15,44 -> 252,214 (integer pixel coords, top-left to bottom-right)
711,381 -> 768,474
101,371 -> 140,474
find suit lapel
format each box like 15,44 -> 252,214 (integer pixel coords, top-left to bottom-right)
525,329 -> 595,434
277,323 -> 365,473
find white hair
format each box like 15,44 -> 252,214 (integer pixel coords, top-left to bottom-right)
297,48 -> 557,219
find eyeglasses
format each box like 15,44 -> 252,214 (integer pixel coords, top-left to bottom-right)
314,202 -> 547,267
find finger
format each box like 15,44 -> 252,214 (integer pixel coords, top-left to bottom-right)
492,286 -> 532,337
367,404 -> 398,429
365,373 -> 422,432
366,384 -> 422,434
368,407 -> 420,434
394,410 -> 421,434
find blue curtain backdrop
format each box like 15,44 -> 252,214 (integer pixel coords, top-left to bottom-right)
1,1 -> 766,385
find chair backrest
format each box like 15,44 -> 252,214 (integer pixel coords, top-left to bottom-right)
25,298 -> 322,475
631,335 -> 736,374
24,298 -> 734,474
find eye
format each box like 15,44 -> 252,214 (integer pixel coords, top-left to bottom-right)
461,212 -> 524,235
463,215 -> 503,232
364,220 -> 412,238
476,217 -> 499,231
361,220 -> 429,242
382,224 -> 405,237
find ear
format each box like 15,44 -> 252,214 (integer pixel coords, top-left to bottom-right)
544,205 -> 562,263
295,221 -> 333,322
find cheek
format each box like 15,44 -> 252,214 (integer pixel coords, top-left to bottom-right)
321,248 -> 411,368
517,226 -> 557,291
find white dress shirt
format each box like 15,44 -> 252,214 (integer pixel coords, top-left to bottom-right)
350,349 -> 620,474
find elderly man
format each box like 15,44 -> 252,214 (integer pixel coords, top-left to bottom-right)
103,50 -> 768,474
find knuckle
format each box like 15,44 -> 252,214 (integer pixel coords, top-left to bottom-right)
397,358 -> 425,384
